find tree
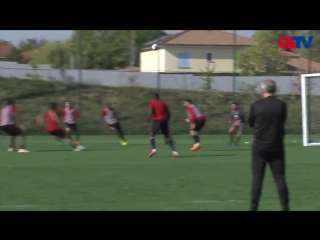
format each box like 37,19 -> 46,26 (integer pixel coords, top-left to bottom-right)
69,30 -> 131,70
0,40 -> 22,62
308,32 -> 320,62
29,41 -> 71,81
17,38 -> 47,52
48,41 -> 71,80
200,64 -> 215,91
30,41 -> 70,67
7,46 -> 22,62
135,30 -> 166,66
253,30 -> 295,47
0,39 -> 11,45
136,30 -> 166,47
254,30 -> 320,63
237,32 -> 287,76
68,30 -> 167,70
293,30 -> 320,63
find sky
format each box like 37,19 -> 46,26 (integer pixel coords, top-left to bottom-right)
0,30 -> 256,45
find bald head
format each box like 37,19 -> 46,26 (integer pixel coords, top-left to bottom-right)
261,79 -> 277,94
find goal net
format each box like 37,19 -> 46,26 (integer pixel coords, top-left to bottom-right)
301,73 -> 320,146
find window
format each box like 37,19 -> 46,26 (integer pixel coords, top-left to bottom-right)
206,52 -> 214,63
177,52 -> 191,68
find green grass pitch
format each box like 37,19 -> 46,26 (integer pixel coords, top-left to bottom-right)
0,135 -> 319,211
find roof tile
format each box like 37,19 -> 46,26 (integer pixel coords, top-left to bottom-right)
0,45 -> 13,58
281,51 -> 320,72
21,51 -> 33,61
161,30 -> 254,46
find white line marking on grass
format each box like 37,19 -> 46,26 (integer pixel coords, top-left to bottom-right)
0,205 -> 36,208
189,200 -> 246,203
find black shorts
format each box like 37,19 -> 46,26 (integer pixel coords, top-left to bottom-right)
191,119 -> 206,132
48,129 -> 66,138
151,120 -> 169,135
108,122 -> 122,132
0,124 -> 24,136
65,123 -> 77,131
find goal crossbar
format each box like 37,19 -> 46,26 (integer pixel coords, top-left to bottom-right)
301,73 -> 320,146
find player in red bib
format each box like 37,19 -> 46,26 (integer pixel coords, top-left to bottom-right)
147,93 -> 178,157
184,99 -> 206,151
101,106 -> 128,145
37,103 -> 84,151
61,101 -> 83,147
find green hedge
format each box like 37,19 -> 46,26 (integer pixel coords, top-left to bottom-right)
0,77 -> 303,135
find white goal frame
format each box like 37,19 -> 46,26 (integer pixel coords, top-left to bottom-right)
301,73 -> 320,146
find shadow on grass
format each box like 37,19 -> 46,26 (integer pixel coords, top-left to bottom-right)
154,154 -> 238,158
179,154 -> 238,158
201,149 -> 250,152
35,148 -> 114,152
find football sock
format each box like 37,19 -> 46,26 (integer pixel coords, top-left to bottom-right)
75,134 -> 80,142
229,134 -> 234,143
18,136 -> 26,149
119,134 -> 126,142
10,137 -> 15,148
167,138 -> 176,151
66,138 -> 76,148
150,137 -> 156,149
193,135 -> 199,144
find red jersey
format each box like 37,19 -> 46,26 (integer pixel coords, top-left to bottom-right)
43,111 -> 60,132
186,104 -> 205,123
148,100 -> 169,120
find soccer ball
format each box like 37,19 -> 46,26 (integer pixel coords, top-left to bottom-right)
151,44 -> 157,50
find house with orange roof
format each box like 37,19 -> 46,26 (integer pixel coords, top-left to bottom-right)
20,51 -> 33,63
140,30 -> 320,74
0,45 -> 14,60
0,44 -> 33,63
282,51 -> 320,73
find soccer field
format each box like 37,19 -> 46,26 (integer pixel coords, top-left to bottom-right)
0,135 -> 319,211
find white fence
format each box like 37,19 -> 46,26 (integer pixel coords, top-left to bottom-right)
0,61 -> 304,94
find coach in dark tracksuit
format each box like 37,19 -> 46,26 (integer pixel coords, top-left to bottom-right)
248,79 -> 290,211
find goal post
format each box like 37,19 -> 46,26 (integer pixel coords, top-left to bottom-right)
301,73 -> 320,146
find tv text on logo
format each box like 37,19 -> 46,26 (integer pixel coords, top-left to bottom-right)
277,36 -> 314,49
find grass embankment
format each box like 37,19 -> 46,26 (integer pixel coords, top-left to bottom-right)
0,77 -> 302,135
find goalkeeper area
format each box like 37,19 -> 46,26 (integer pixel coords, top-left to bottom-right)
301,73 -> 320,146
0,135 -> 319,211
